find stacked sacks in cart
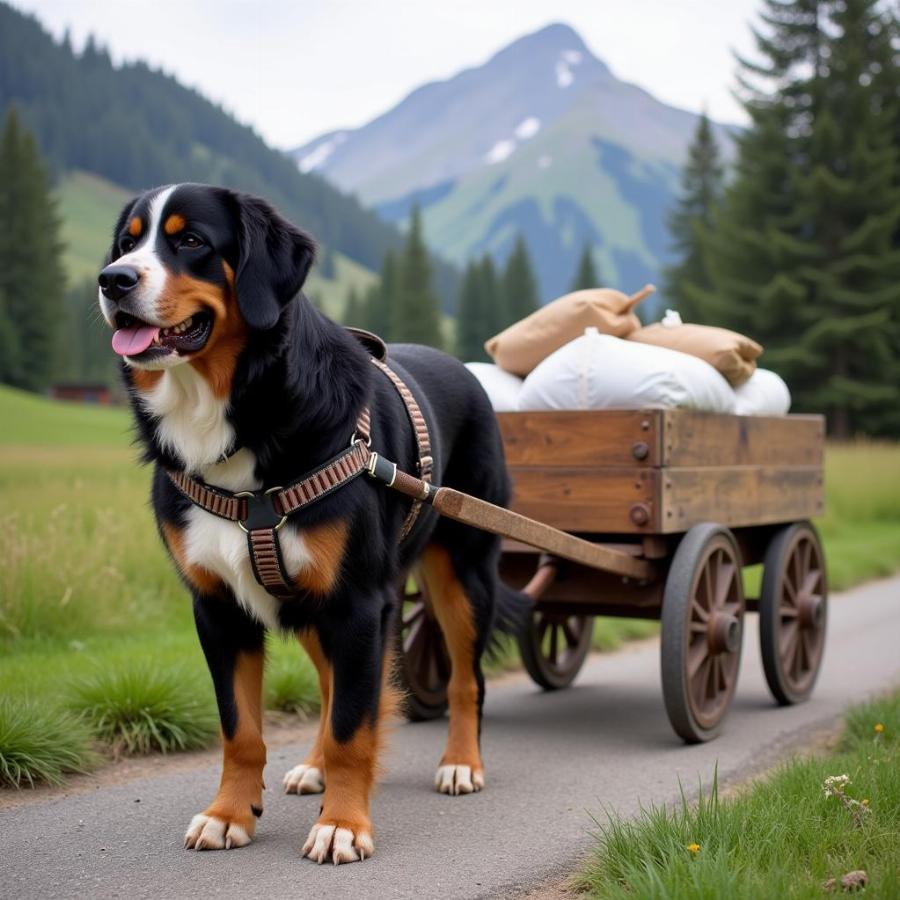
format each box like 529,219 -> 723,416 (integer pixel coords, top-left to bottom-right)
465,287 -> 791,416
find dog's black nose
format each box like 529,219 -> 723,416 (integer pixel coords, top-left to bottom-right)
98,264 -> 140,302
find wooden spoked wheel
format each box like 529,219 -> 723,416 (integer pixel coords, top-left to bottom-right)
661,523 -> 745,743
759,522 -> 828,705
396,578 -> 450,721
518,611 -> 594,690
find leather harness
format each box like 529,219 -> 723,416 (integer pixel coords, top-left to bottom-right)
166,336 -> 433,600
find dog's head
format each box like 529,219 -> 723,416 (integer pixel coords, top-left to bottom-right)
98,184 -> 316,375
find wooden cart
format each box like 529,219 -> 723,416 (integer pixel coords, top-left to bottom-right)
396,409 -> 828,743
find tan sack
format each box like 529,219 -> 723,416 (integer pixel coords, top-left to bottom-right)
628,323 -> 761,387
485,285 -> 654,377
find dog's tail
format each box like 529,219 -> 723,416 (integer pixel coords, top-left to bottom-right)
488,579 -> 533,656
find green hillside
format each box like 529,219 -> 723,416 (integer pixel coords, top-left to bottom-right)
0,383 -> 130,446
56,170 -> 379,314
0,2 -> 396,273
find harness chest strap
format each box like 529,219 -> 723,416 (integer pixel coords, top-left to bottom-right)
166,359 -> 431,599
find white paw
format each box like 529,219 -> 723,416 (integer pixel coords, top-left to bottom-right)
434,764 -> 485,796
183,813 -> 251,851
302,823 -> 374,865
283,763 -> 325,795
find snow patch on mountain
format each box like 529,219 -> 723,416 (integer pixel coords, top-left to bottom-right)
515,117 -> 541,140
298,132 -> 348,173
485,139 -> 516,164
555,48 -> 584,88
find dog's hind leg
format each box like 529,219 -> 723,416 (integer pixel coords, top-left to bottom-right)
418,545 -> 488,796
184,592 -> 267,851
283,628 -> 330,795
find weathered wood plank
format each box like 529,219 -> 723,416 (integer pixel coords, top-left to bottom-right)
432,486 -> 655,579
662,411 -> 825,467
505,466 -> 658,533
497,410 -> 662,468
659,466 -> 825,533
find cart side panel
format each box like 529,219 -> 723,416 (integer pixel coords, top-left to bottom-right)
659,465 -> 824,533
662,411 -> 824,467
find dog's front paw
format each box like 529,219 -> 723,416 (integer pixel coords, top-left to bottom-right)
435,764 -> 485,796
184,813 -> 253,851
302,821 -> 374,865
283,763 -> 325,795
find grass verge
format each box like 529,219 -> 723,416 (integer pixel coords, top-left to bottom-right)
67,664 -> 219,756
0,698 -> 96,788
577,691 -> 900,899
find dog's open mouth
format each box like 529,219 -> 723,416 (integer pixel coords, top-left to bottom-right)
112,311 -> 213,359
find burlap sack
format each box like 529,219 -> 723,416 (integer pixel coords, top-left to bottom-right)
628,323 -> 762,387
485,285 -> 654,376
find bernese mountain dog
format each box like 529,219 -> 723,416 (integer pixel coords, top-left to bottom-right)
97,183 -> 526,864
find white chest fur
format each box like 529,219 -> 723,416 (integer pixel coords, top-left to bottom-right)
182,449 -> 315,631
144,369 -> 312,630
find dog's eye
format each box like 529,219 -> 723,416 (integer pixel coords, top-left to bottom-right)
179,233 -> 204,250
119,236 -> 135,253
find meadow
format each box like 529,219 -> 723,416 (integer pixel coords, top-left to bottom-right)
578,691 -> 900,899
1,384 -> 899,785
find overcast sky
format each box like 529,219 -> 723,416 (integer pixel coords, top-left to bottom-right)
11,0 -> 761,150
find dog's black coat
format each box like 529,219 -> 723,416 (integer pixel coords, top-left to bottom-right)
105,184 -> 523,746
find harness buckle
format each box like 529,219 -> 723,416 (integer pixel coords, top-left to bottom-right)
235,486 -> 287,533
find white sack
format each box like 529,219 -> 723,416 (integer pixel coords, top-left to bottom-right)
517,328 -> 736,413
734,368 -> 791,416
464,362 -> 523,412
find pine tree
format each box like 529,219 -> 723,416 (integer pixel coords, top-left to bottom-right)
501,235 -> 539,328
0,107 -> 66,392
342,285 -> 363,326
479,254 -> 504,338
363,250 -> 397,339
569,243 -> 601,292
697,0 -> 900,436
391,206 -> 443,347
663,113 -> 723,319
456,260 -> 493,361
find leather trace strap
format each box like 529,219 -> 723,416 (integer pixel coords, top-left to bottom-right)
370,358 -> 433,540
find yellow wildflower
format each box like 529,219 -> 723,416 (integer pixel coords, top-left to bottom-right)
861,798 -> 870,807
687,843 -> 701,855
874,723 -> 884,733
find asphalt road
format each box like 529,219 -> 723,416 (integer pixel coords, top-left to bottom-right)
3,575 -> 898,900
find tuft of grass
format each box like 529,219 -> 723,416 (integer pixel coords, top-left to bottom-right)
264,637 -> 321,716
577,691 -> 900,899
67,664 -> 218,756
0,697 -> 96,788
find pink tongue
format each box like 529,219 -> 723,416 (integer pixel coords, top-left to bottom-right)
112,325 -> 160,357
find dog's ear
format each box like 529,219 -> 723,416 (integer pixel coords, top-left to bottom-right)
232,192 -> 317,331
105,197 -> 139,265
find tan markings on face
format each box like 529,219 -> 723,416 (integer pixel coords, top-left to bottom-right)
157,261 -> 248,398
128,216 -> 143,237
130,368 -> 164,392
164,213 -> 186,235
294,520 -> 350,595
417,545 -> 483,773
202,650 -> 266,836
161,521 -> 222,594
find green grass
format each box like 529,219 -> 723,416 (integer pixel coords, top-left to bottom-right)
0,698 -> 96,788
67,663 -> 219,756
578,692 -> 900,899
57,171 -> 132,285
